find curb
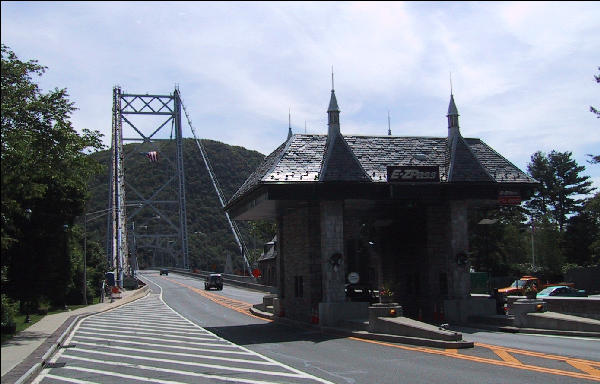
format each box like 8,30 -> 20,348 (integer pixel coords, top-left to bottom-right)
7,286 -> 150,384
249,306 -> 474,349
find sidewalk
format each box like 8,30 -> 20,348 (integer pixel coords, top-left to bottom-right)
1,286 -> 150,384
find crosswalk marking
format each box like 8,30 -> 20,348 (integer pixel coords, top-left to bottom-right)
70,339 -> 279,365
32,290 -> 335,384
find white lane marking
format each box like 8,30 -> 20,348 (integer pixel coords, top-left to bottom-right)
83,318 -> 196,331
95,314 -> 192,325
76,326 -> 218,342
73,333 -> 253,356
141,274 -> 336,384
44,374 -> 98,384
63,347 -> 307,378
60,354 -> 295,384
75,335 -> 237,348
80,320 -> 209,336
79,327 -> 219,344
69,338 -> 278,365
57,365 -> 188,384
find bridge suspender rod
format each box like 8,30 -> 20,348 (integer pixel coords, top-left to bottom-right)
178,93 -> 254,278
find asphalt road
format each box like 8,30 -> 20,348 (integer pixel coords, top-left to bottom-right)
32,271 -> 600,383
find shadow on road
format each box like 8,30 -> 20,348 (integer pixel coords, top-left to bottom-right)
205,321 -> 345,346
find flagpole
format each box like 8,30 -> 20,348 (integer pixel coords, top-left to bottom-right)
531,218 -> 535,268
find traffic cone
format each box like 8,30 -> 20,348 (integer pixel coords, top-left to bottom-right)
311,308 -> 319,324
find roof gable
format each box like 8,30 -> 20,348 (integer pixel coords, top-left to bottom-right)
320,133 -> 370,182
448,135 -> 495,183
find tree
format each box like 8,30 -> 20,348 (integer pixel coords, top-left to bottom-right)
526,151 -> 594,231
1,45 -> 103,309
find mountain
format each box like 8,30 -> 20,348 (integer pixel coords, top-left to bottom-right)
85,138 -> 270,273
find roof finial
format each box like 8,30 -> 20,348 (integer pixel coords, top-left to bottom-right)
305,120 -> 307,134
387,110 -> 391,136
287,107 -> 293,140
331,66 -> 335,91
450,71 -> 453,95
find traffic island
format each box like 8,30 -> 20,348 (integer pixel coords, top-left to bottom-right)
368,303 -> 464,342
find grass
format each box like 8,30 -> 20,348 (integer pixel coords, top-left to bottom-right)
0,297 -> 102,345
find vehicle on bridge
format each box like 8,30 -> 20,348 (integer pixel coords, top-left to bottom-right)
205,273 -> 223,290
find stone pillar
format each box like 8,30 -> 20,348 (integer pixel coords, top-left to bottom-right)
320,201 -> 345,302
449,200 -> 470,299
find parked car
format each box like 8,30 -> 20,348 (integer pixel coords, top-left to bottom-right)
159,269 -> 169,276
205,273 -> 223,290
345,283 -> 377,303
536,285 -> 587,298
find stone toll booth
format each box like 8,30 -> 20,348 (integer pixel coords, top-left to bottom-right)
225,86 -> 537,325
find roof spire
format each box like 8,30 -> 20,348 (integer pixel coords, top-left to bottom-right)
447,91 -> 460,148
387,110 -> 392,136
327,67 -> 341,138
287,108 -> 293,140
450,71 -> 453,95
331,66 -> 335,91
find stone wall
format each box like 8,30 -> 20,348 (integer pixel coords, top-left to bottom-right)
278,204 -> 322,322
320,201 -> 346,303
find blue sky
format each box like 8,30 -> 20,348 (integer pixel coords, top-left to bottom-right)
2,1 -> 599,192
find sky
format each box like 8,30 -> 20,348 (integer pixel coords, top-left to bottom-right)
2,1 -> 599,192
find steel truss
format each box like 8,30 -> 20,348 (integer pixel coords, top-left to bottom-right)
109,87 -> 189,283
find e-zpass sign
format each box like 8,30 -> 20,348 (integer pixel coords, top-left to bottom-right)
387,166 -> 440,182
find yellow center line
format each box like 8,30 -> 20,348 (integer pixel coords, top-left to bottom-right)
492,349 -> 522,365
567,361 -> 600,377
476,342 -> 600,367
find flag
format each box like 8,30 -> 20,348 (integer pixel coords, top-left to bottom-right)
146,151 -> 159,162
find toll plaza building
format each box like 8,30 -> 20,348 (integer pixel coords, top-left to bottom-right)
225,87 -> 537,326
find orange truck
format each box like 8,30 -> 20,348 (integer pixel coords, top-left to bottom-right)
497,276 -> 575,298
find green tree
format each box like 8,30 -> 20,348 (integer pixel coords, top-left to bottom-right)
1,45 -> 103,309
562,193 -> 600,266
526,150 -> 594,231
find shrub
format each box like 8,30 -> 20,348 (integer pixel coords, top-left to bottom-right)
1,294 -> 18,333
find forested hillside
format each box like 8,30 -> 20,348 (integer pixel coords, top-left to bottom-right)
85,138 -> 273,273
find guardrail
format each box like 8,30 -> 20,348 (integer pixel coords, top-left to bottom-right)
155,267 -> 278,294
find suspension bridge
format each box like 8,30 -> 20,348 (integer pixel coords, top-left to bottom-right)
107,86 -> 252,287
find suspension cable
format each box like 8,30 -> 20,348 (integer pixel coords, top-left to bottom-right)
177,92 -> 254,278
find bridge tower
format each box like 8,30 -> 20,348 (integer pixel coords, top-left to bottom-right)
108,86 -> 189,285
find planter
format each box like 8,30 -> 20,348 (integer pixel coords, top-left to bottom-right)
380,296 -> 394,304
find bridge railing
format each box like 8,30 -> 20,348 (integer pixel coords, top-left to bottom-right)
150,267 -> 278,294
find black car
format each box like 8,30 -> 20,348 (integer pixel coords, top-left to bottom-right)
205,273 -> 223,290
345,283 -> 377,303
159,269 -> 169,276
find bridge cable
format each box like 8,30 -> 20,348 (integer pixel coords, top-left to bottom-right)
177,92 -> 254,278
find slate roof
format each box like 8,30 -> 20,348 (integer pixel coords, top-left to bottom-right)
227,133 -> 537,206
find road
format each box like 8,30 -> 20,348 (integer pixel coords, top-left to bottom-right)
32,271 -> 600,383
